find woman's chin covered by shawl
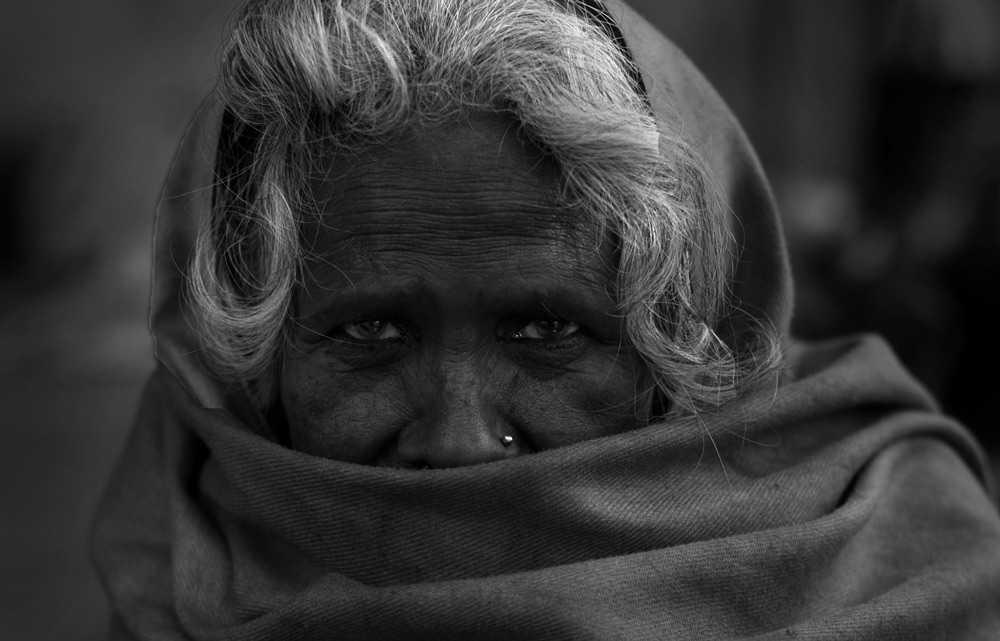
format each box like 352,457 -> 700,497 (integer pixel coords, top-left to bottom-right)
90,0 -> 1000,639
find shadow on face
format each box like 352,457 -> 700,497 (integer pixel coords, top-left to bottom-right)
279,112 -> 653,468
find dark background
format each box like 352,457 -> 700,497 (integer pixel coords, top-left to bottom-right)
1,1 -> 998,639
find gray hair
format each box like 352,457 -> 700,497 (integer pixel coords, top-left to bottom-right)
187,0 -> 780,413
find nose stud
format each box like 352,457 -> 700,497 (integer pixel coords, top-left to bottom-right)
500,435 -> 514,447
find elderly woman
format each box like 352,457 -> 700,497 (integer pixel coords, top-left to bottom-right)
91,0 -> 1000,638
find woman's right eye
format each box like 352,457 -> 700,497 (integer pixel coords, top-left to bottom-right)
336,320 -> 406,343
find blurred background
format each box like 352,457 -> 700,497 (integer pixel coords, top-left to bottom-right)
1,0 -> 998,639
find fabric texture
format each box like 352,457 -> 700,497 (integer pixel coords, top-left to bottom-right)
91,1 -> 1000,639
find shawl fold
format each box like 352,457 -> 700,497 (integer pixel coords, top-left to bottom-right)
91,1 -> 1000,639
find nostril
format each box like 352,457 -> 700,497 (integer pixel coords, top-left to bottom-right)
391,365 -> 525,468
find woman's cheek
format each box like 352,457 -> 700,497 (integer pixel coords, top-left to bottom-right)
512,352 -> 652,449
281,360 -> 411,463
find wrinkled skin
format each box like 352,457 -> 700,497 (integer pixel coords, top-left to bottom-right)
280,113 -> 653,468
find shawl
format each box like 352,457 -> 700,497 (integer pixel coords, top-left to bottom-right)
90,2 -> 1000,638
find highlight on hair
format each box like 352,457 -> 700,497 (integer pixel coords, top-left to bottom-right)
186,0 -> 782,412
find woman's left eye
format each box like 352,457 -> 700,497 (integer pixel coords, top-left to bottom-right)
511,319 -> 581,341
338,319 -> 406,342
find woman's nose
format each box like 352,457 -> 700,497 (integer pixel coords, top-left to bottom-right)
395,357 -> 523,468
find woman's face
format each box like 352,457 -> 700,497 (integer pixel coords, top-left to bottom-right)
280,113 -> 653,467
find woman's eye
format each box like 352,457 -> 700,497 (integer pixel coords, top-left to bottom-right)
338,319 -> 405,342
512,319 -> 581,341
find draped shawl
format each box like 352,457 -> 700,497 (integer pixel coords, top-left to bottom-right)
90,1 -> 1000,638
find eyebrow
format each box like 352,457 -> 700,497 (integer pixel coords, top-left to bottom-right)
293,278 -> 621,334
294,283 -> 428,322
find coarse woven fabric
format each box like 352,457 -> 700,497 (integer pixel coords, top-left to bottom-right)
90,1 -> 1000,639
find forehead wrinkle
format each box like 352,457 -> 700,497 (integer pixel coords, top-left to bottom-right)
301,198 -> 612,295
311,113 -> 560,204
298,112 -> 616,303
334,178 -> 561,210
306,185 -> 595,261
314,157 -> 564,216
298,213 -> 614,304
308,211 -> 606,287
324,208 -> 584,245
304,233 -> 603,291
306,158 -> 571,256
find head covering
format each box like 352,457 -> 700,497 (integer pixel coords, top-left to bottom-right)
91,1 -> 1000,639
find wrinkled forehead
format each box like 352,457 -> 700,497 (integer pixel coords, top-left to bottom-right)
294,112 -> 617,301
307,112 -> 557,208
302,112 -> 611,259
